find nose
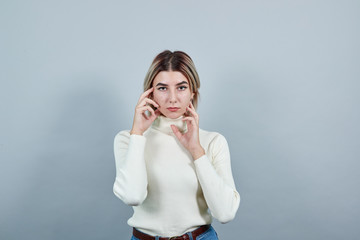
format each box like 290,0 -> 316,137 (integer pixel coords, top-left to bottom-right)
169,89 -> 177,104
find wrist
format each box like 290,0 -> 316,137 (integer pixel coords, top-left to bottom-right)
130,129 -> 143,135
190,146 -> 205,161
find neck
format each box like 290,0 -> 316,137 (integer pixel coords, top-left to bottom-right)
151,114 -> 188,134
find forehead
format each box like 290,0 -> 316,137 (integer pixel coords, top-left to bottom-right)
153,71 -> 189,85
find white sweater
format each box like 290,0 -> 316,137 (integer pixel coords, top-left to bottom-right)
113,115 -> 240,237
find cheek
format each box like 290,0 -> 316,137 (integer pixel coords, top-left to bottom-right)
180,92 -> 192,101
153,92 -> 166,103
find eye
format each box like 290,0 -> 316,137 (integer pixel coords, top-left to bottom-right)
158,87 -> 167,91
178,86 -> 187,91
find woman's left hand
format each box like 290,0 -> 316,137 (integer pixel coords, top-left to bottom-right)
171,102 -> 205,161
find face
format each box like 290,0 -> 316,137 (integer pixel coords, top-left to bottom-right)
151,71 -> 195,119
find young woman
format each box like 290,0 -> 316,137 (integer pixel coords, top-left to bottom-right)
113,50 -> 240,240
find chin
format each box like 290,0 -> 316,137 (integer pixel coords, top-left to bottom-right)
162,110 -> 185,119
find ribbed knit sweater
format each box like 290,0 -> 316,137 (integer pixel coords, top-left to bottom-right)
113,114 -> 240,237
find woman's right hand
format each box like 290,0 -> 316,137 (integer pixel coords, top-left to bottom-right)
130,87 -> 161,135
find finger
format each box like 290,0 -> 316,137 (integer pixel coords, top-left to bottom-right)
182,116 -> 197,126
189,101 -> 198,117
140,98 -> 159,108
150,111 -> 160,121
149,107 -> 162,120
171,124 -> 183,140
186,105 -> 197,115
142,112 -> 149,120
189,101 -> 196,110
138,87 -> 154,104
151,108 -> 161,115
141,106 -> 160,121
147,105 -> 156,117
152,108 -> 161,118
137,106 -> 155,118
137,105 -> 154,114
186,106 -> 199,122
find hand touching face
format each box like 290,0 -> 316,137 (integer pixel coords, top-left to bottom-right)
170,101 -> 205,160
130,87 -> 161,135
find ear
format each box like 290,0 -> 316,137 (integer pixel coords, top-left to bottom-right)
191,92 -> 195,100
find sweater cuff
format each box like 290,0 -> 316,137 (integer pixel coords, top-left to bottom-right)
193,154 -> 210,167
129,133 -> 146,144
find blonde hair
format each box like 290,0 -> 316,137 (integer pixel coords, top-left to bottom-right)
143,50 -> 201,110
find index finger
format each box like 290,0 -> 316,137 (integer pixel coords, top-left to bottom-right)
138,87 -> 154,103
189,101 -> 197,112
187,103 -> 199,119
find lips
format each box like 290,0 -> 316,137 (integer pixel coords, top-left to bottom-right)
167,107 -> 180,112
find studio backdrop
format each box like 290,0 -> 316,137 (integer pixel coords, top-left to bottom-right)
1,0 -> 359,239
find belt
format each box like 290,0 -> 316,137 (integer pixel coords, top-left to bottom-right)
132,224 -> 211,240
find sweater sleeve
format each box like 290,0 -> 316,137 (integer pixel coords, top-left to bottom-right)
193,133 -> 240,223
113,130 -> 148,206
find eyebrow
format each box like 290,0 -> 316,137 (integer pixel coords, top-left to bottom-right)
155,81 -> 188,87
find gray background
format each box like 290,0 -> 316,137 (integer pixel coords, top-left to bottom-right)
1,0 -> 359,239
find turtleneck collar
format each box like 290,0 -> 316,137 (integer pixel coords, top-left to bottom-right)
151,114 -> 188,135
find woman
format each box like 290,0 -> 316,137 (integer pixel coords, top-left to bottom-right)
113,50 -> 240,240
